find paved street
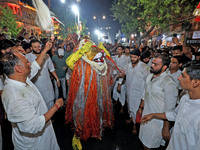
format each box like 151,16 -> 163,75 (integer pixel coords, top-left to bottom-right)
2,102 -> 143,150
53,103 -> 143,150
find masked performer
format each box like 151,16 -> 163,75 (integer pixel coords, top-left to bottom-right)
65,38 -> 121,149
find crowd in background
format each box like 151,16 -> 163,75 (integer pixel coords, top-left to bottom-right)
0,25 -> 200,150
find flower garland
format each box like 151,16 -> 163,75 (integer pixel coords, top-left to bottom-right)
82,55 -> 108,76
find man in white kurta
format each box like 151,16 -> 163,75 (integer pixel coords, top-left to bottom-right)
2,64 -> 59,150
140,61 -> 200,150
125,60 -> 150,121
139,54 -> 178,149
112,46 -> 129,107
0,47 -> 63,149
165,94 -> 200,150
166,68 -> 181,88
26,40 -> 60,109
0,77 -> 3,150
166,56 -> 183,89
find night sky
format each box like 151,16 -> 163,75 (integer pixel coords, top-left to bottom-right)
20,0 -> 121,42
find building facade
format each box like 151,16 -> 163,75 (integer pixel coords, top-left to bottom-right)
0,0 -> 42,35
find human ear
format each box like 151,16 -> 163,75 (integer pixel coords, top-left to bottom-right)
193,79 -> 200,88
15,65 -> 22,73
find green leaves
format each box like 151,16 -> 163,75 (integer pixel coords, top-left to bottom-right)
0,6 -> 22,38
111,0 -> 199,40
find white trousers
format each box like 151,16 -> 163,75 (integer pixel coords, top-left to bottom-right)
54,78 -> 67,99
113,81 -> 126,106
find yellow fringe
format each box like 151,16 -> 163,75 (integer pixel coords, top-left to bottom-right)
72,135 -> 82,150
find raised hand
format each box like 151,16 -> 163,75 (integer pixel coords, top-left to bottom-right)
44,41 -> 52,52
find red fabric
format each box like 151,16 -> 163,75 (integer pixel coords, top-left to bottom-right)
195,16 -> 200,22
135,112 -> 142,124
65,58 -> 116,140
65,59 -> 82,123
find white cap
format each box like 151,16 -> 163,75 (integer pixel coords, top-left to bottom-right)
58,48 -> 64,56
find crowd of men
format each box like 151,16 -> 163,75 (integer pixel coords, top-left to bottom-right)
0,25 -> 200,150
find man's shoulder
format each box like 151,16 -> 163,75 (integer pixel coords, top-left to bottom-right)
26,53 -> 36,61
139,61 -> 149,68
162,72 -> 177,86
52,55 -> 59,60
26,53 -> 34,57
138,61 -> 150,72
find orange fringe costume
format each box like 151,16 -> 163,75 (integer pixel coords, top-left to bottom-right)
65,41 -> 120,141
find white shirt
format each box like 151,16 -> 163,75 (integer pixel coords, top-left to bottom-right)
26,53 -> 55,109
112,55 -> 129,105
23,38 -> 31,43
166,94 -> 200,150
125,61 -> 150,119
1,61 -> 59,150
166,69 -> 181,89
123,54 -> 131,63
112,54 -> 129,76
0,78 -> 3,91
139,72 -> 178,148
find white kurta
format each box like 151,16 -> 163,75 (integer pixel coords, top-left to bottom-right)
26,53 -> 55,109
139,72 -> 178,148
125,61 -> 150,120
166,94 -> 200,150
0,78 -> 3,90
166,69 -> 182,90
112,55 -> 129,106
123,54 -> 131,64
1,61 -> 59,150
0,77 -> 3,150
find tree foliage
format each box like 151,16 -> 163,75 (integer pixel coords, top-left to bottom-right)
111,0 -> 199,41
111,0 -> 148,36
0,6 -> 22,37
139,0 -> 199,28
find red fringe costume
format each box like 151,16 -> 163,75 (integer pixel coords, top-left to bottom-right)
65,55 -> 120,140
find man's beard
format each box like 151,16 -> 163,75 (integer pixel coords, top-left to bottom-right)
150,66 -> 163,75
131,59 -> 139,64
33,49 -> 41,54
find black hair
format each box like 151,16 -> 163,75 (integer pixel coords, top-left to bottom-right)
0,39 -> 15,51
141,51 -> 151,59
155,54 -> 170,67
0,34 -> 6,38
171,56 -> 184,64
172,46 -> 183,52
0,52 -> 20,76
30,39 -> 41,46
116,45 -> 125,51
23,43 -> 31,50
24,33 -> 28,36
183,61 -> 200,80
155,49 -> 162,54
130,49 -> 141,56
125,46 -> 130,50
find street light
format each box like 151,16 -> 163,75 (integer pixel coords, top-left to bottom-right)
72,5 -> 79,15
48,0 -> 66,9
93,15 -> 106,21
72,5 -> 80,37
102,15 -> 106,20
